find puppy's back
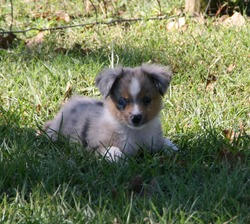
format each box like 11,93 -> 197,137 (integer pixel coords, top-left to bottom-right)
45,96 -> 104,144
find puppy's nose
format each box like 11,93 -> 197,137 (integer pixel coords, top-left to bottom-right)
131,114 -> 142,124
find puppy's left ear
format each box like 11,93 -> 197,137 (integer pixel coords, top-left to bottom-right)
141,64 -> 173,96
95,67 -> 123,98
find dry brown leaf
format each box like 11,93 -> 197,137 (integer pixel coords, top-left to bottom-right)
222,12 -> 245,27
227,63 -> 236,73
206,81 -> 216,92
63,82 -> 73,102
206,74 -> 217,92
32,11 -> 51,19
36,103 -> 41,112
222,129 -> 242,143
223,129 -> 237,141
0,33 -> 16,49
26,32 -> 45,48
167,17 -> 186,31
239,121 -> 245,133
5,33 -> 16,45
54,11 -> 70,23
32,10 -> 70,22
223,121 -> 246,143
0,35 -> 8,49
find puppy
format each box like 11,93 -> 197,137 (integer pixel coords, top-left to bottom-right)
45,64 -> 178,161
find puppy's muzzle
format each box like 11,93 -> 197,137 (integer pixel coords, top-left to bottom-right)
131,114 -> 142,125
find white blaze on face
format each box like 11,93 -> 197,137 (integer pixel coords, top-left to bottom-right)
129,78 -> 141,115
129,77 -> 140,99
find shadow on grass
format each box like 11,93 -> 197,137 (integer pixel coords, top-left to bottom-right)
1,116 -> 249,189
1,113 -> 250,223
9,36 -> 175,69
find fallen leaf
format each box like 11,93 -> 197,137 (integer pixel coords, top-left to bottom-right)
167,17 -> 186,31
32,11 -> 70,22
239,121 -> 245,133
36,103 -> 41,112
0,33 -> 16,49
223,122 -> 246,143
227,63 -> 236,73
0,35 -> 8,49
206,74 -> 217,92
54,11 -> 70,23
222,12 -> 245,27
26,31 -> 45,48
64,82 -> 73,102
206,81 -> 216,92
5,33 -> 16,45
223,129 -> 240,142
32,11 -> 51,19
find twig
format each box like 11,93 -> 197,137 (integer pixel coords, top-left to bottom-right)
10,0 -> 14,31
1,16 -> 170,34
204,0 -> 212,15
89,0 -> 98,23
156,0 -> 162,15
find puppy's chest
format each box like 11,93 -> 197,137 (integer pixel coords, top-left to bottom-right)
119,128 -> 162,155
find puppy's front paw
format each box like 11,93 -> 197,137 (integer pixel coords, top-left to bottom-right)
163,138 -> 179,152
104,146 -> 123,162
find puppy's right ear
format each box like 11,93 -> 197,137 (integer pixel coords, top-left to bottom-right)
95,67 -> 123,98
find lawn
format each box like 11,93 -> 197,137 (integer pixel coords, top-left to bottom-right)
0,0 -> 250,223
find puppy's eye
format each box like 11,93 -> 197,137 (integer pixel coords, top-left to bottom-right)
118,97 -> 128,108
142,97 -> 151,105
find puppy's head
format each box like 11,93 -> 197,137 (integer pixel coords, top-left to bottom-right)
96,64 -> 172,129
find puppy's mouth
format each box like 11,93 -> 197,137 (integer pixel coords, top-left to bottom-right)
126,123 -> 145,130
126,114 -> 146,129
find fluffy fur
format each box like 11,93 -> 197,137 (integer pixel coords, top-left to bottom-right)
45,64 -> 178,161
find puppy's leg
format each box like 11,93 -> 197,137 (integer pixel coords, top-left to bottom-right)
163,138 -> 179,152
99,146 -> 123,162
44,120 -> 59,141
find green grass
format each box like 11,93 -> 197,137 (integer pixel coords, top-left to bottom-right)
0,0 -> 250,223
